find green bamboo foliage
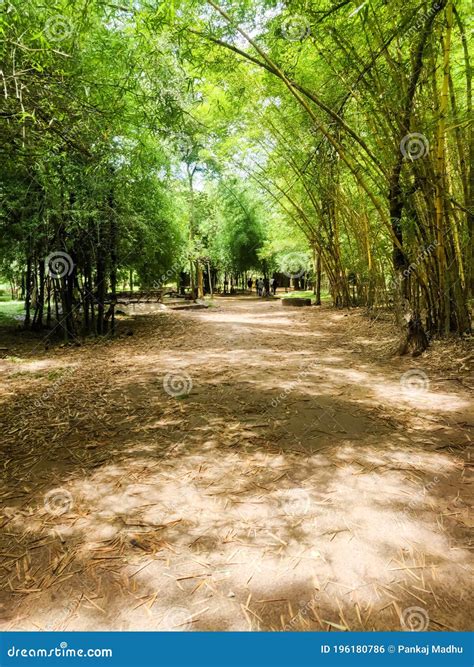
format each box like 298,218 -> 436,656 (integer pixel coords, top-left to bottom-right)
0,0 -> 472,345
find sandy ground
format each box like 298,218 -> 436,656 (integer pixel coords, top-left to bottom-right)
0,296 -> 472,631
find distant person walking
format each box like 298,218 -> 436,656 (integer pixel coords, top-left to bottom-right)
270,277 -> 276,295
257,278 -> 264,297
247,278 -> 253,291
263,277 -> 270,297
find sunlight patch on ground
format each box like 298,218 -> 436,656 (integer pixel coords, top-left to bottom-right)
371,381 -> 470,412
5,436 -> 470,631
1,299 -> 471,631
200,313 -> 303,327
0,359 -> 77,374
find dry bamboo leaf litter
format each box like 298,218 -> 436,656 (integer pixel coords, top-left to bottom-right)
0,300 -> 472,630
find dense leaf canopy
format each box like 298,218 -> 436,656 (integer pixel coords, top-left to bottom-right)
0,0 -> 472,340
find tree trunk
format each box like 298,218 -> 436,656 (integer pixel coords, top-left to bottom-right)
315,252 -> 321,305
207,261 -> 213,297
197,261 -> 204,298
24,255 -> 32,329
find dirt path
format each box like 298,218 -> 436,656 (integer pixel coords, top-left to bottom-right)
0,296 -> 472,631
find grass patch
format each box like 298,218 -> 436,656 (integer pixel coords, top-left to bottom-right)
0,300 -> 25,325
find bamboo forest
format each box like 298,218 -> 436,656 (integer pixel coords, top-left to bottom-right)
0,0 -> 472,637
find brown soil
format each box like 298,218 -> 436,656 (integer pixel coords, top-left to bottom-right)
0,296 -> 472,631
